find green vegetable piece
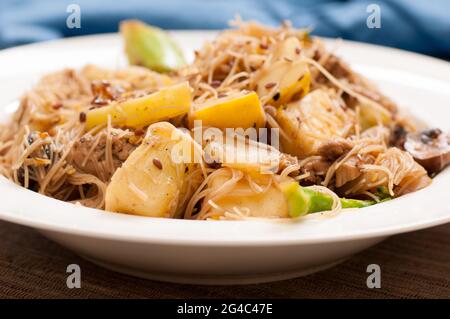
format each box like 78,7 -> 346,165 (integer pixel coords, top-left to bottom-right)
121,20 -> 186,73
282,182 -> 376,217
303,188 -> 334,213
375,186 -> 391,200
283,182 -> 311,217
340,198 -> 375,209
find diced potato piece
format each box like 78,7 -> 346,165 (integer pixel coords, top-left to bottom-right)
208,172 -> 291,218
276,89 -> 355,157
105,122 -> 199,218
256,37 -> 311,105
189,91 -> 266,129
85,82 -> 191,130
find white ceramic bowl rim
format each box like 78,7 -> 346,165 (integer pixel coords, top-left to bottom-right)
0,33 -> 449,247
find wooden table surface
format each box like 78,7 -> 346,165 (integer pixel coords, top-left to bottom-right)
0,220 -> 449,299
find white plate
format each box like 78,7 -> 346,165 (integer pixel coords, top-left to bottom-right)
0,32 -> 449,285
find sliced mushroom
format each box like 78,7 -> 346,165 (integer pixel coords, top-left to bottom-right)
389,123 -> 408,148
317,138 -> 353,161
404,129 -> 450,175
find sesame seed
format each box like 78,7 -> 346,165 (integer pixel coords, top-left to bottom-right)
265,82 -> 276,89
52,102 -> 63,110
152,158 -> 163,170
79,112 -> 86,123
210,80 -> 221,88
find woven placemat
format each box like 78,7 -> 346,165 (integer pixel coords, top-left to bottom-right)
0,220 -> 449,298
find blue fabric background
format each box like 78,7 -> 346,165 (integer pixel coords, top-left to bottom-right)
1,0 -> 449,57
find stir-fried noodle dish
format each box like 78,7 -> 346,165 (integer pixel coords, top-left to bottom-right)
0,19 -> 449,220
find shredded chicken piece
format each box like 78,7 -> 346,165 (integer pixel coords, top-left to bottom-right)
299,157 -> 331,185
335,157 -> 361,188
69,131 -> 137,182
317,138 -> 353,161
316,54 -> 398,113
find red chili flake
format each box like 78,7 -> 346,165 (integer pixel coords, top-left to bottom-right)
295,47 -> 301,55
90,80 -> 118,105
52,102 -> 63,110
134,128 -> 145,136
91,80 -> 109,95
217,93 -> 228,98
265,82 -> 276,89
152,158 -> 163,170
79,112 -> 87,123
259,43 -> 269,50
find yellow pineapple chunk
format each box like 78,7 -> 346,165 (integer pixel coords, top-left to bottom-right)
189,91 -> 266,129
256,37 -> 310,105
85,82 -> 191,130
276,89 -> 355,157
